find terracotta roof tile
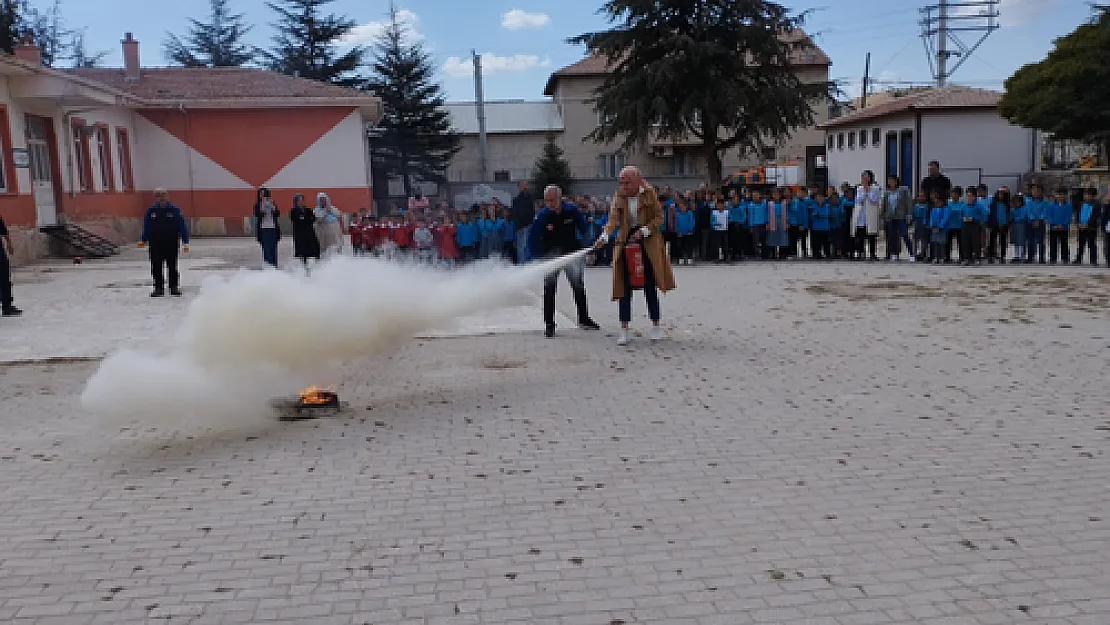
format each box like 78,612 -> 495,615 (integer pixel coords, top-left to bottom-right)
544,29 -> 830,95
820,85 -> 1001,128
66,67 -> 375,104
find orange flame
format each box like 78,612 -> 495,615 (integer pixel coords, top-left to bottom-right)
298,386 -> 334,405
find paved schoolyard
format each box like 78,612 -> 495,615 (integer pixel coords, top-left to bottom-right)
1,239 -> 1108,625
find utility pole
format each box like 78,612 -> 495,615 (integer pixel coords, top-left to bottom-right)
472,50 -> 488,183
919,0 -> 999,87
861,52 -> 871,108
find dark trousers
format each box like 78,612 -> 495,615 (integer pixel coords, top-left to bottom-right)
728,223 -> 746,259
1049,228 -> 1070,263
698,228 -> 711,261
619,252 -> 660,324
750,224 -> 767,259
854,227 -> 877,259
1105,233 -> 1110,266
709,230 -> 728,261
986,225 -> 1009,260
460,245 -> 477,262
259,229 -> 279,267
810,230 -> 831,259
664,231 -> 679,262
678,234 -> 695,262
789,226 -> 808,257
1027,223 -> 1046,262
543,258 -> 589,326
1076,229 -> 1098,264
960,222 -> 981,262
149,245 -> 180,292
885,219 -> 912,258
0,249 -> 12,309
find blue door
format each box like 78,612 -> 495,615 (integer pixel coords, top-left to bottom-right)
899,131 -> 914,190
885,133 -> 898,184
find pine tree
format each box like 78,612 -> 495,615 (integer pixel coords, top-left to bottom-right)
568,0 -> 834,184
163,0 -> 256,67
68,29 -> 105,67
531,134 -> 574,195
364,4 -> 459,198
21,0 -> 70,67
0,0 -> 20,54
265,0 -> 363,86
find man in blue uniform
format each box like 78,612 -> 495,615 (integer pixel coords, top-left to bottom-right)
139,188 -> 190,297
529,185 -> 600,338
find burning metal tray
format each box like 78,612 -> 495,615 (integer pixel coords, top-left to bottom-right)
271,387 -> 350,421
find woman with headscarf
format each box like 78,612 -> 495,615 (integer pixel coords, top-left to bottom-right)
289,193 -> 320,271
314,192 -> 343,256
253,187 -> 281,267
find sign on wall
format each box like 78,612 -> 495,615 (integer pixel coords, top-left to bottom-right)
11,148 -> 29,168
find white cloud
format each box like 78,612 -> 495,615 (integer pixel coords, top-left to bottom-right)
340,8 -> 421,46
946,0 -> 1052,26
501,9 -> 550,30
442,53 -> 551,79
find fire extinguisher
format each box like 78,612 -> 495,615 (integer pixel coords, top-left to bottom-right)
624,242 -> 645,290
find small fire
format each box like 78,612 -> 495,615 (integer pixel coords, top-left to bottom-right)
298,386 -> 334,405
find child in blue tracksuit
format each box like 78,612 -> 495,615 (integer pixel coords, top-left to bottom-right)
829,188 -> 845,258
675,199 -> 696,265
928,191 -> 950,264
455,213 -> 479,262
503,217 -> 516,260
1075,187 -> 1101,265
1047,186 -> 1072,263
748,190 -> 769,259
809,189 -> 832,259
960,187 -> 982,266
1009,193 -> 1029,263
839,188 -> 856,259
727,191 -> 747,261
945,187 -> 965,262
912,190 -> 930,261
1025,185 -> 1048,264
786,189 -> 809,258
986,189 -> 1010,263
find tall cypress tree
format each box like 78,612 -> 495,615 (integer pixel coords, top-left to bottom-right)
532,135 -> 574,195
20,0 -> 70,67
0,0 -> 21,55
364,4 -> 459,198
265,0 -> 363,86
163,0 -> 256,67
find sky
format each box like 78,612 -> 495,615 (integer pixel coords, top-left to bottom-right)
57,0 -> 1093,102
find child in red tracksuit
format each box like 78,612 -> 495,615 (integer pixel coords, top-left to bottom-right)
438,221 -> 459,266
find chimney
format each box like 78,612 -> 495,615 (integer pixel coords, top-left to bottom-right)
122,32 -> 140,81
14,36 -> 41,66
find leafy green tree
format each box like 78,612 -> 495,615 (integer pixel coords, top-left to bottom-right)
568,0 -> 834,184
532,134 -> 574,195
163,0 -> 256,67
999,7 -> 1110,160
364,4 -> 458,197
265,0 -> 363,86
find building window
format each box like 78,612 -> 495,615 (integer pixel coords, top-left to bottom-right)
872,128 -> 881,146
597,153 -> 625,178
885,132 -> 898,184
836,133 -> 844,150
71,121 -> 93,192
493,170 -> 511,182
761,147 -> 776,161
847,131 -> 856,149
669,152 -> 697,176
95,126 -> 115,192
859,130 -> 867,149
116,128 -> 134,191
827,135 -> 834,150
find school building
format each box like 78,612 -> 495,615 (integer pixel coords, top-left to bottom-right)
0,34 -> 381,264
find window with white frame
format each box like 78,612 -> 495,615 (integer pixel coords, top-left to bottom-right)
836,133 -> 844,150
859,130 -> 867,149
872,128 -> 881,146
95,127 -> 112,191
847,131 -> 856,149
597,153 -> 625,178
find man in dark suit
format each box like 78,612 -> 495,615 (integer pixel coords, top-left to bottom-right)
529,185 -> 600,338
0,213 -> 21,317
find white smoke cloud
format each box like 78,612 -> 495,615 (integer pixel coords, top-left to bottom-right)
81,253 -> 586,434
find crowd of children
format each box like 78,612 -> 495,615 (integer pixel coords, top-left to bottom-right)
346,182 -> 1108,269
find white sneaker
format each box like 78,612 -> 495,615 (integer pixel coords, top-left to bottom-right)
650,325 -> 663,342
617,329 -> 630,346
908,255 -> 916,263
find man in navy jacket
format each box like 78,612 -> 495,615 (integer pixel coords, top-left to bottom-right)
139,188 -> 190,297
529,185 -> 600,338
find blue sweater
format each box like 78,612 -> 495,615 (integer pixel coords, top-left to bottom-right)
929,205 -> 949,229
456,222 -> 479,247
829,200 -> 845,228
747,200 -> 769,226
809,200 -> 831,231
1010,201 -> 1029,224
946,201 -> 965,229
972,198 -> 990,225
728,201 -> 747,225
1025,197 -> 1048,223
912,202 -> 930,226
1079,202 -> 1098,227
675,210 -> 695,235
1047,201 -> 1072,228
988,200 -> 1009,226
787,198 -> 810,228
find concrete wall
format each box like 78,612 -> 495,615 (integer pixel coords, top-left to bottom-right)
919,110 -> 1036,193
824,114 -> 916,190
446,132 -> 552,183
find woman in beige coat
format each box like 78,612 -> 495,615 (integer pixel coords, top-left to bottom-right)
595,166 -> 676,346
